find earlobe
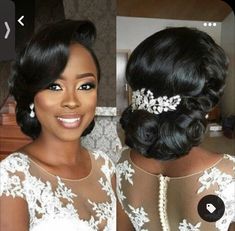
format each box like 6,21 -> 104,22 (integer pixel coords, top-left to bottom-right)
29,103 -> 35,118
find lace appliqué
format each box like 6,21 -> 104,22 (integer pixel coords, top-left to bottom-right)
116,160 -> 135,203
178,155 -> 235,231
0,153 -> 29,198
116,160 -> 150,231
224,154 -> 235,171
198,166 -> 234,230
88,150 -> 116,231
128,205 -> 150,231
179,220 -> 201,231
132,88 -> 181,115
0,152 -> 116,231
159,175 -> 170,231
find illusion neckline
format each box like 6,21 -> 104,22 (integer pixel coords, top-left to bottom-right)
127,149 -> 225,180
16,151 -> 93,182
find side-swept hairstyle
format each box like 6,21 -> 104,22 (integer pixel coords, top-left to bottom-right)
9,20 -> 100,139
121,27 -> 228,160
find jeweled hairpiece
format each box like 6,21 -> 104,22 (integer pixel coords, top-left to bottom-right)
131,88 -> 181,115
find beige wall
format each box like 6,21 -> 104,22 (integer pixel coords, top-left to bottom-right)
117,16 -> 222,51
117,16 -> 235,117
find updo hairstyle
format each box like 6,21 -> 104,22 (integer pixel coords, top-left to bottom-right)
9,20 -> 100,139
120,27 -> 229,160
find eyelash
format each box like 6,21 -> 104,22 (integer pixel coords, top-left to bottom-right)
78,83 -> 96,90
47,83 -> 62,91
47,82 -> 96,91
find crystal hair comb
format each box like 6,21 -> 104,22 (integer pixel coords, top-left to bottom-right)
131,88 -> 181,115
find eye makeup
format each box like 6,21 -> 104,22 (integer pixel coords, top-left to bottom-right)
46,83 -> 62,91
78,82 -> 96,90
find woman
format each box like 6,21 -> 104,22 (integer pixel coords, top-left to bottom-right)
116,27 -> 235,231
0,20 -> 116,231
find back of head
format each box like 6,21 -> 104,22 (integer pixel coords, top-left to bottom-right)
9,20 -> 100,139
121,27 -> 229,160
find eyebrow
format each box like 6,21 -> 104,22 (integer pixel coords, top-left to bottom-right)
59,73 -> 96,80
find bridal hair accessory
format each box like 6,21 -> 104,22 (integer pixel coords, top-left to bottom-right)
132,88 -> 181,115
29,103 -> 35,118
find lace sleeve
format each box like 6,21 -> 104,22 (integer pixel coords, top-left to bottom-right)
0,153 -> 29,199
0,154 -> 30,230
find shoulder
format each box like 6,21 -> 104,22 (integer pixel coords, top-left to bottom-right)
90,149 -> 114,164
222,154 -> 235,174
220,154 -> 235,173
89,149 -> 115,176
223,154 -> 235,163
117,146 -> 130,163
0,153 -> 30,198
0,152 -> 30,173
116,148 -> 135,179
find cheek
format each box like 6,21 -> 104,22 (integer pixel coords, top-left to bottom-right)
78,91 -> 97,119
34,93 -> 59,116
83,93 -> 97,112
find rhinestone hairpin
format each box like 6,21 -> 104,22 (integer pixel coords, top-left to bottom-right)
131,88 -> 181,115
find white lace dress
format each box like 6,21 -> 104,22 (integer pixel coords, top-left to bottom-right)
0,150 -> 116,231
116,148 -> 235,231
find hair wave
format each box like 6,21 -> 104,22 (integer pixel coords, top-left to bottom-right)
9,20 -> 100,139
121,27 -> 229,160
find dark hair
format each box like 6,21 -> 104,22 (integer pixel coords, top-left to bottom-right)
120,27 -> 229,160
9,20 -> 100,139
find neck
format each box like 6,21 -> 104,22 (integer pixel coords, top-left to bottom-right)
131,147 -> 220,177
28,133 -> 84,166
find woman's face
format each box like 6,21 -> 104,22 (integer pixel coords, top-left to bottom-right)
34,43 -> 98,142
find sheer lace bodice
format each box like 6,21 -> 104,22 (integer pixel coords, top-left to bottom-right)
116,148 -> 235,231
0,150 -> 116,231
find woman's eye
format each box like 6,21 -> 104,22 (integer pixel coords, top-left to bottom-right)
47,83 -> 62,91
78,83 -> 96,90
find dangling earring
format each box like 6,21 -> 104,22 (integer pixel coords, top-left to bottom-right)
29,103 -> 35,118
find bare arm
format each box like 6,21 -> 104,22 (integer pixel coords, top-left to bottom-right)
0,196 -> 29,231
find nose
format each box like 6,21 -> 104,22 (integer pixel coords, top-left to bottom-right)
61,90 -> 80,109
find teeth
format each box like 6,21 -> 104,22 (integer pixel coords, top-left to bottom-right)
57,117 -> 80,123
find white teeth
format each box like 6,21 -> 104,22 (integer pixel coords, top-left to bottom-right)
57,117 -> 80,123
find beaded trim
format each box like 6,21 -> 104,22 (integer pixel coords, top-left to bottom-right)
132,88 -> 181,115
159,175 -> 170,231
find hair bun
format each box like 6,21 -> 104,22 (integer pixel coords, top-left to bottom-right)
120,108 -> 159,156
120,27 -> 228,160
186,119 -> 205,143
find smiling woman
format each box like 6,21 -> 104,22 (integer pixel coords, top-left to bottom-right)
0,20 -> 116,231
34,44 -> 98,141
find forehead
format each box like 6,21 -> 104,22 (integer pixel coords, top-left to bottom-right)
61,43 -> 97,78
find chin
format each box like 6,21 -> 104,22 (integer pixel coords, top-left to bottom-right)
57,134 -> 82,142
53,128 -> 85,142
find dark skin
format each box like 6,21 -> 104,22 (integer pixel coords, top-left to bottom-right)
130,146 -> 222,178
18,44 -> 98,180
119,146 -> 233,230
117,202 -> 135,231
20,135 -> 92,180
228,223 -> 235,231
112,174 -> 134,231
0,44 -> 99,231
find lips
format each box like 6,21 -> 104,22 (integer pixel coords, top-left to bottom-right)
56,115 -> 82,129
